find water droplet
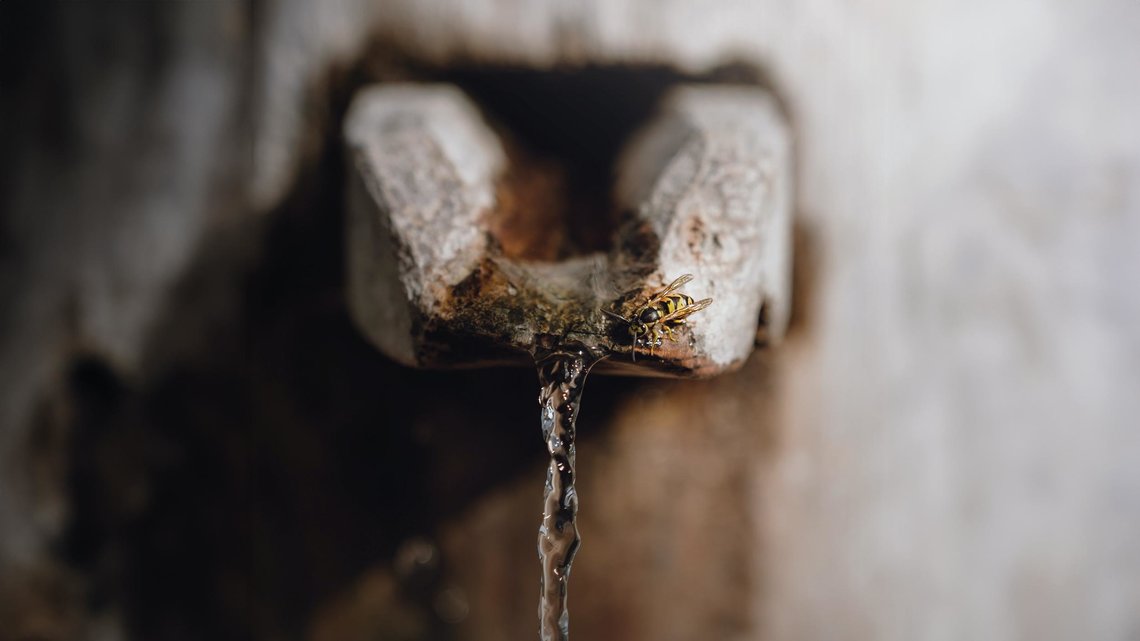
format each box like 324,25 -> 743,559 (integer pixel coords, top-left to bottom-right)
394,537 -> 438,579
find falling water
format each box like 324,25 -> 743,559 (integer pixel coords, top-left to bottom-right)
533,340 -> 605,641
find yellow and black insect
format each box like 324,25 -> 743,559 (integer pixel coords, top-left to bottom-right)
603,274 -> 713,360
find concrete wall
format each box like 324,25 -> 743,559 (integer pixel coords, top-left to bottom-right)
2,1 -> 1137,639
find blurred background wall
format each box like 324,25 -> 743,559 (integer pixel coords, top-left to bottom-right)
1,1 -> 1138,640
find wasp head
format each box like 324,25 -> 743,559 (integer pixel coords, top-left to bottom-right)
629,322 -> 649,339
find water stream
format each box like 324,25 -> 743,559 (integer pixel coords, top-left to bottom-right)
533,340 -> 606,641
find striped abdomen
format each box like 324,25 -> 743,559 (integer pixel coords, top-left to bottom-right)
646,294 -> 695,325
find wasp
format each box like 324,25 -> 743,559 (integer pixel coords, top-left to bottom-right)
602,274 -> 713,360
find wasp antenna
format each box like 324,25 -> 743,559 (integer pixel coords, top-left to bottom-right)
601,309 -> 630,323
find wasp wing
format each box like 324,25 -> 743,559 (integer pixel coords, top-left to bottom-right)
643,273 -> 695,307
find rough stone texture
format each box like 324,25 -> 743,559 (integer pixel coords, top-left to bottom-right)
345,83 -> 790,376
2,1 -> 1139,640
345,85 -> 506,366
616,86 -> 792,358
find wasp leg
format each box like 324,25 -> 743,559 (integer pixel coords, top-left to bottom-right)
647,329 -> 660,357
664,325 -> 679,342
